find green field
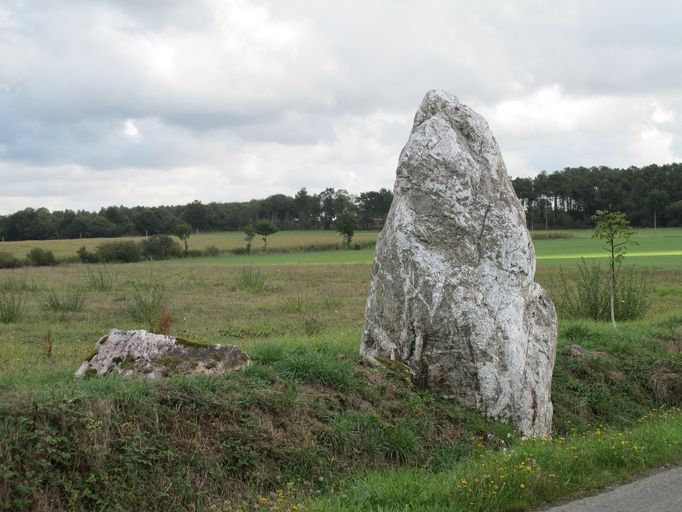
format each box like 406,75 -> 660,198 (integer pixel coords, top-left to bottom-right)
1,229 -> 682,510
3,228 -> 681,267
0,229 -> 380,259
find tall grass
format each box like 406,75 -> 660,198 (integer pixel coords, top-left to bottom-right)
231,267 -> 268,292
550,259 -> 653,321
43,287 -> 85,313
84,266 -> 115,291
0,292 -> 24,323
128,281 -> 173,333
0,276 -> 40,292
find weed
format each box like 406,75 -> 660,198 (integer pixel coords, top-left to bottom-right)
550,259 -> 653,321
0,276 -> 39,292
43,330 -> 53,359
128,281 -> 173,333
231,267 -> 268,292
84,266 -> 116,291
301,315 -> 326,336
43,287 -> 85,313
287,289 -> 312,312
157,306 -> 174,335
0,292 -> 24,323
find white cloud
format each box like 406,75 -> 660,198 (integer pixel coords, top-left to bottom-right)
651,102 -> 675,124
630,128 -> 681,167
123,120 -> 140,138
1,0 -> 682,211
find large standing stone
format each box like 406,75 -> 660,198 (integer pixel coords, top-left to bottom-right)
360,90 -> 557,436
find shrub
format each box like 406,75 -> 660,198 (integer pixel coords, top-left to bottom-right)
0,292 -> 24,323
550,259 -> 653,321
128,281 -> 173,333
231,267 -> 268,293
43,287 -> 85,313
0,252 -> 22,269
96,241 -> 142,263
204,245 -> 221,257
77,245 -> 100,263
25,248 -> 56,267
140,235 -> 182,260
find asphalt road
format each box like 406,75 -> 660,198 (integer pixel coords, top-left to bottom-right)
541,465 -> 682,512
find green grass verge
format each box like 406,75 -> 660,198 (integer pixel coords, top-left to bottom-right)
308,407 -> 682,512
1,313 -> 680,511
0,342 -> 517,511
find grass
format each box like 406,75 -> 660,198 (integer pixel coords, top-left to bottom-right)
308,407 -> 682,511
0,292 -> 24,323
42,286 -> 85,314
0,230 -> 681,510
84,266 -> 116,292
231,267 -> 269,292
1,228 -> 681,268
128,280 -> 172,333
0,230 -> 380,259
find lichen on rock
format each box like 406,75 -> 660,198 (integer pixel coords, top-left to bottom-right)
360,90 -> 558,436
75,329 -> 249,379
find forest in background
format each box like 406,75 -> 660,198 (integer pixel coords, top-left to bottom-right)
2,162 -> 682,241
512,162 -> 682,229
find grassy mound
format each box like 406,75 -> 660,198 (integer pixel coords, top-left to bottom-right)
0,341 -> 515,511
2,315 -> 682,511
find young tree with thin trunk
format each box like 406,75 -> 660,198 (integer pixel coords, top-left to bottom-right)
174,222 -> 192,256
254,220 -> 278,253
243,224 -> 256,255
591,210 -> 637,329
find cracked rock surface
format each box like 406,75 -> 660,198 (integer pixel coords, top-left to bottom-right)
360,90 -> 557,436
75,329 -> 249,379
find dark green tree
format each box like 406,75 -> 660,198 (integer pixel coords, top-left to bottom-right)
243,224 -> 256,255
183,200 -> 209,231
335,212 -> 360,247
254,220 -> 278,252
174,222 -> 192,256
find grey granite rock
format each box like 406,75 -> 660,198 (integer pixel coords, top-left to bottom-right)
360,90 -> 557,436
75,329 -> 249,379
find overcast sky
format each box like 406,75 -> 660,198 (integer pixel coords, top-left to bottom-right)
1,0 -> 681,213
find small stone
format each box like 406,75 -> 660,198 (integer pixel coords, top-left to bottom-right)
75,329 -> 249,379
360,90 -> 558,436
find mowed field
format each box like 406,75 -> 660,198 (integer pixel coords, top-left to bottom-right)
2,227 -> 681,265
0,229 -> 380,259
1,227 -> 682,380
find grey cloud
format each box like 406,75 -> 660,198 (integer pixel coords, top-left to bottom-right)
1,0 -> 681,211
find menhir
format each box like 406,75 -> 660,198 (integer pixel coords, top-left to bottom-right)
360,90 -> 557,436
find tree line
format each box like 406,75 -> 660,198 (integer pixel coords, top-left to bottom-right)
0,188 -> 394,242
3,161 -> 682,242
512,162 -> 682,229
